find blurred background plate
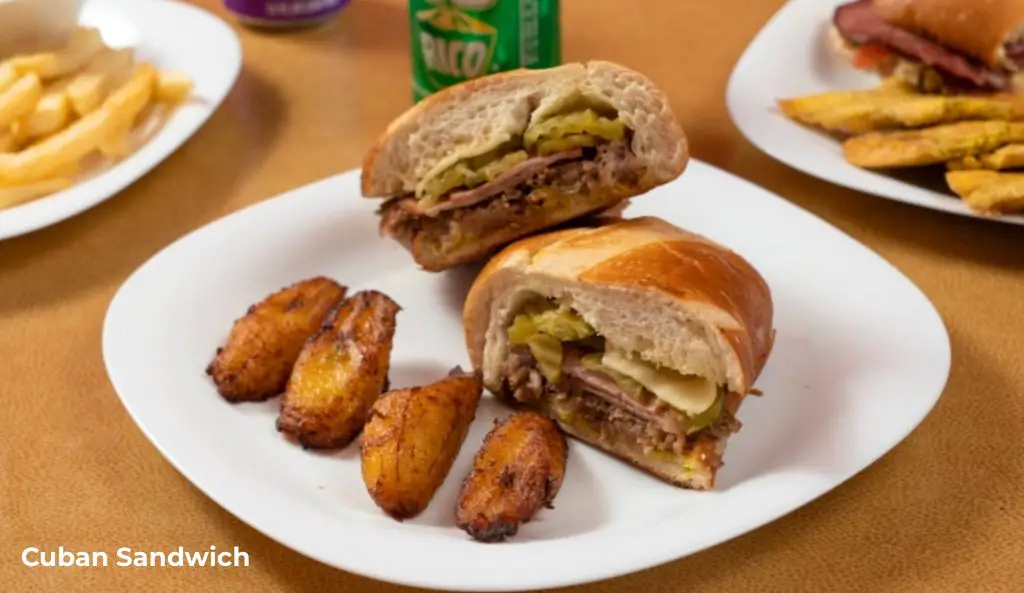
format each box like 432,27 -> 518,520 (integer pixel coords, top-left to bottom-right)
102,162 -> 951,591
726,0 -> 1024,227
0,0 -> 241,240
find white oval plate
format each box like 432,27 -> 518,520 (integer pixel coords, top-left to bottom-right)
0,0 -> 241,240
726,0 -> 1024,227
103,162 -> 951,591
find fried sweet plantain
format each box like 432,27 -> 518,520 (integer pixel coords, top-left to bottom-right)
779,93 -> 1021,136
455,411 -> 567,543
360,368 -> 482,520
843,121 -> 1024,169
277,290 -> 401,449
206,277 -> 347,402
946,170 -> 1024,214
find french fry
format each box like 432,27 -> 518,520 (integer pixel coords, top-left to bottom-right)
0,63 -> 17,94
0,32 -> 193,205
156,71 -> 194,104
0,63 -> 157,185
99,98 -> 169,159
1,122 -> 28,153
0,177 -> 73,209
7,28 -> 106,80
0,131 -> 14,153
23,86 -> 72,139
67,47 -> 136,116
0,74 -> 43,128
98,125 -> 131,159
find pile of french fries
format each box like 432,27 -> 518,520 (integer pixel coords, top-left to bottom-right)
0,27 -> 193,210
778,78 -> 1024,217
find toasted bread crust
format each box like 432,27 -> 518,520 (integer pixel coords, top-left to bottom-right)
360,60 -> 688,197
872,0 -> 1024,69
462,216 -> 775,396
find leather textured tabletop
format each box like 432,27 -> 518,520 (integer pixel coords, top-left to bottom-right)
2,1 -> 1022,591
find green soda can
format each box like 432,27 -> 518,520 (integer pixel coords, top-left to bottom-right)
409,0 -> 561,102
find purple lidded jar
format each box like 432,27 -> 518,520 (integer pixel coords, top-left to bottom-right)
225,0 -> 351,29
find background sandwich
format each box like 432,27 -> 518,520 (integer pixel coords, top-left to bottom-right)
462,216 -> 775,489
360,61 -> 688,272
831,0 -> 1024,94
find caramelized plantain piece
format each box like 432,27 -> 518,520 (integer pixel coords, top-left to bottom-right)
455,411 -> 567,542
206,277 -> 347,402
843,121 -> 1024,169
277,290 -> 401,449
360,369 -> 482,520
946,170 -> 1024,214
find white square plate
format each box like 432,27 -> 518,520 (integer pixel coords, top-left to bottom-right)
0,0 -> 242,240
102,162 -> 951,591
726,0 -> 1024,227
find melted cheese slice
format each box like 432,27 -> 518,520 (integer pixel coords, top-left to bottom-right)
601,349 -> 717,416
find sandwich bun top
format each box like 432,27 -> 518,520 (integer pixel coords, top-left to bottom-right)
462,216 -> 775,396
360,61 -> 688,198
872,0 -> 1024,70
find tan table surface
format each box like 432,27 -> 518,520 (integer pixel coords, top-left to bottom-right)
3,0 -> 1023,591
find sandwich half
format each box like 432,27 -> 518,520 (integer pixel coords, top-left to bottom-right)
361,61 -> 688,272
462,217 -> 775,489
831,0 -> 1024,94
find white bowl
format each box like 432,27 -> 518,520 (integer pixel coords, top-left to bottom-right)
0,0 -> 84,59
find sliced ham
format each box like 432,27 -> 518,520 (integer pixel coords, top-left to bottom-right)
414,148 -> 584,217
561,350 -> 685,435
1008,42 -> 1024,69
834,0 -> 1008,90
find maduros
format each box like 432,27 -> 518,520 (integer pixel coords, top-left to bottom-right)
21,545 -> 250,568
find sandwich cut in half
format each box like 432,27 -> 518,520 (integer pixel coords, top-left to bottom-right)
462,217 -> 776,489
361,61 -> 689,272
831,0 -> 1024,94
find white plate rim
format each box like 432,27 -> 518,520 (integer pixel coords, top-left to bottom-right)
101,162 -> 953,591
0,0 -> 242,240
725,0 -> 1024,227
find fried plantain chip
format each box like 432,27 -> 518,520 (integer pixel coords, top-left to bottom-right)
206,277 -> 348,402
946,170 -> 1024,214
360,368 -> 483,521
277,290 -> 401,449
778,79 -> 913,116
948,143 -> 1024,171
780,93 -> 1021,136
843,121 -> 1024,169
456,411 -> 568,543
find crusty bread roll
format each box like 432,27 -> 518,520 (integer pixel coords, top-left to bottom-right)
827,21 -> 1024,94
462,216 -> 775,489
872,0 -> 1024,71
361,61 -> 690,272
361,61 -> 688,198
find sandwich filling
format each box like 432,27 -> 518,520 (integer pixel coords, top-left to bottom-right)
497,298 -> 740,469
833,0 -> 1018,92
379,102 -> 644,255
